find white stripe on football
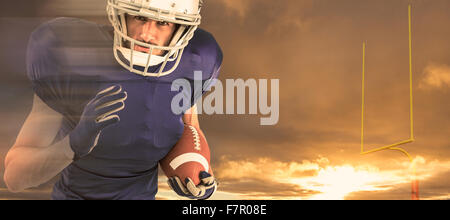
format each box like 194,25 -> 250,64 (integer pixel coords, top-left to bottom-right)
169,153 -> 209,171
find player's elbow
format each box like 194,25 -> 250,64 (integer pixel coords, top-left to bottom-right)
4,177 -> 24,193
3,168 -> 26,193
4,152 -> 26,193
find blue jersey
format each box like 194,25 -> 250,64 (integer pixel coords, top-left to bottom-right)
26,17 -> 222,200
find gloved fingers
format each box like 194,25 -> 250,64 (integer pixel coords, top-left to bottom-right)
204,182 -> 216,192
172,177 -> 191,195
202,178 -> 216,189
92,84 -> 122,103
185,177 -> 206,198
200,177 -> 217,197
199,171 -> 215,186
95,101 -> 125,121
168,176 -> 191,197
199,185 -> 217,200
167,176 -> 216,200
198,172 -> 217,200
95,91 -> 127,111
96,115 -> 120,129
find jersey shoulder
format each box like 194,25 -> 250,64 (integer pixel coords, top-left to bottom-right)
27,17 -> 112,50
188,28 -> 223,67
165,28 -> 223,82
27,17 -> 114,78
26,17 -> 118,118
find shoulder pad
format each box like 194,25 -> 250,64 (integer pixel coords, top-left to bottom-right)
26,18 -> 115,119
157,28 -> 223,82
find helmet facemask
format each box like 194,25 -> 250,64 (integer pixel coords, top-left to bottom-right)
107,0 -> 202,77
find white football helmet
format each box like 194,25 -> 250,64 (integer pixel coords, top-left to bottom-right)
106,0 -> 203,77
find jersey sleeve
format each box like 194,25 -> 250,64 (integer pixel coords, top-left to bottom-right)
188,29 -> 223,105
26,18 -> 102,124
26,20 -> 62,113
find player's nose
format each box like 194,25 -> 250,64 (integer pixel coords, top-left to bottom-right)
140,21 -> 157,44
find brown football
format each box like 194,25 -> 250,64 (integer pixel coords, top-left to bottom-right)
160,124 -> 212,186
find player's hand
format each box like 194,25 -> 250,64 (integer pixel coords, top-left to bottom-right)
69,84 -> 127,161
168,171 -> 218,200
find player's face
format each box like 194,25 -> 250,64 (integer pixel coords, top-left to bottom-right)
125,14 -> 177,56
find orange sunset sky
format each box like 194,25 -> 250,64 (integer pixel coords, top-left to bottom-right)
0,0 -> 449,200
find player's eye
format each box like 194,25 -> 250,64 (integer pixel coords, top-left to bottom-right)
134,16 -> 148,22
157,21 -> 170,26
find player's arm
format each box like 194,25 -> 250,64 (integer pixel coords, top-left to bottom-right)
183,104 -> 200,129
4,85 -> 127,192
3,94 -> 74,192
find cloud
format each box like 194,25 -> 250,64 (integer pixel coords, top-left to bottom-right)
345,168 -> 450,200
216,156 -> 325,180
214,0 -> 312,34
211,156 -> 331,199
215,0 -> 252,18
210,155 -> 450,200
212,156 -> 329,199
419,64 -> 450,90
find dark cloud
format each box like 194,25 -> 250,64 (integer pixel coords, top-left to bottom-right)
344,183 -> 413,200
218,178 -> 320,199
416,170 -> 450,200
345,175 -> 450,200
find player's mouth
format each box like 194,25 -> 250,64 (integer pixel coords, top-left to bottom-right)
134,45 -> 151,53
134,44 -> 163,56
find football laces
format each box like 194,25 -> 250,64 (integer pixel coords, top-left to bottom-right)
188,125 -> 201,151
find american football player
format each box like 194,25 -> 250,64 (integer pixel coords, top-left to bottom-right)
3,0 -> 221,200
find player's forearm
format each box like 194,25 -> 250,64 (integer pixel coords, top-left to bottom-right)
3,136 -> 74,192
183,104 -> 200,129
